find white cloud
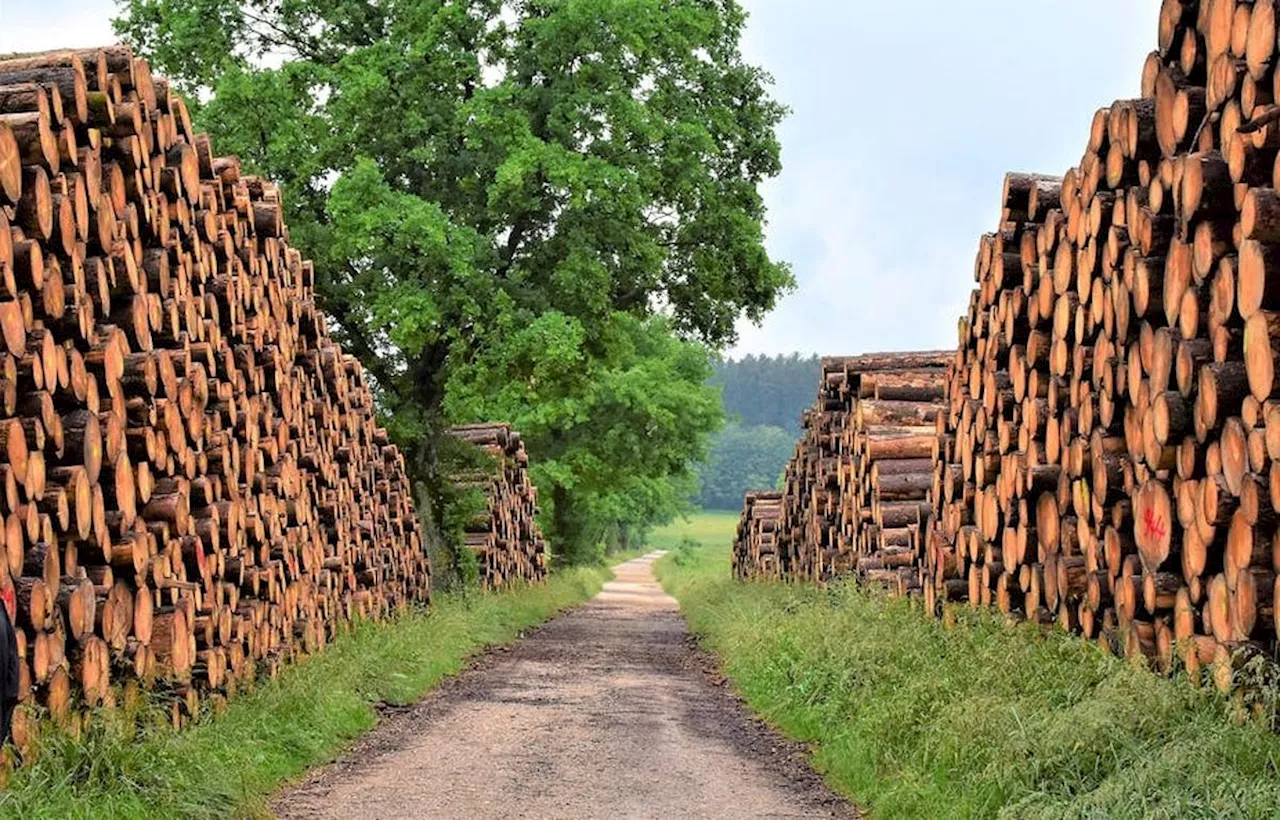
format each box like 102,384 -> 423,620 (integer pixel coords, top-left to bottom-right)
730,0 -> 1164,357
0,0 -> 117,53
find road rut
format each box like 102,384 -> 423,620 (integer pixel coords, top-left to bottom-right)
275,552 -> 854,819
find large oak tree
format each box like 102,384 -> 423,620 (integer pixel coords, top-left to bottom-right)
116,0 -> 791,562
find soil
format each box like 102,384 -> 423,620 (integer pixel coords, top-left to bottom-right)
274,553 -> 856,819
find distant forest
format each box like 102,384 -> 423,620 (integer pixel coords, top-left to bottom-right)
713,354 -> 819,433
695,354 -> 820,510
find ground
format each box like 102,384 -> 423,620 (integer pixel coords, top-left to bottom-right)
275,549 -> 851,819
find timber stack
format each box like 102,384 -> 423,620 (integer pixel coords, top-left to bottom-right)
835,352 -> 948,594
732,490 -> 783,580
760,352 -> 946,586
447,424 -> 547,588
921,0 -> 1280,689
776,361 -> 852,582
0,44 -> 429,749
741,0 -> 1280,692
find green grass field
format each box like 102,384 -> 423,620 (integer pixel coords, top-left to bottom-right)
656,512 -> 1280,819
0,566 -> 614,819
646,509 -> 738,551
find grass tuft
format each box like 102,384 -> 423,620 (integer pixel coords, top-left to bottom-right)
0,566 -> 610,819
653,514 -> 1280,819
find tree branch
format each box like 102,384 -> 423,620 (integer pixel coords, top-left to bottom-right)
319,280 -> 391,385
495,211 -> 531,279
239,8 -> 328,63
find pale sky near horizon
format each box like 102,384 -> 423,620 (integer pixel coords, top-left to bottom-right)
0,0 -> 1165,358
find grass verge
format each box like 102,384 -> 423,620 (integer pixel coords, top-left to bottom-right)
0,565 -> 612,819
657,513 -> 1280,819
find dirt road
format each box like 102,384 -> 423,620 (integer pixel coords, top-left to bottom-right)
275,553 -> 853,819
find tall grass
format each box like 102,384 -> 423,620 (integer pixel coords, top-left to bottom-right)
657,516 -> 1280,819
0,566 -> 611,819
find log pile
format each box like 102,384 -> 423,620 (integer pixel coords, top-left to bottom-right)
741,0 -> 1280,690
836,352 -> 948,594
743,353 -> 946,584
732,490 -> 783,580
775,361 -> 853,582
0,45 -> 429,745
920,0 -> 1280,686
447,424 -> 547,589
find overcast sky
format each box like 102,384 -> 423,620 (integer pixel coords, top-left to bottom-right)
0,0 -> 1164,357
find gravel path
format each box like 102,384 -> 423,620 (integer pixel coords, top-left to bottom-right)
275,553 -> 855,819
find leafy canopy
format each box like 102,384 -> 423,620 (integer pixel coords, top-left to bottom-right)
116,0 -> 791,561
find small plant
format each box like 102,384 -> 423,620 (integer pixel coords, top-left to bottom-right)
672,536 -> 700,567
1227,648 -> 1280,730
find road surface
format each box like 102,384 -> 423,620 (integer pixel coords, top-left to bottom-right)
276,553 -> 853,819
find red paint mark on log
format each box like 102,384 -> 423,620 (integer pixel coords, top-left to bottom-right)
1142,507 -> 1167,541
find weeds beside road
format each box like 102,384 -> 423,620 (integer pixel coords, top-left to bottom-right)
655,513 -> 1280,819
0,566 -> 613,819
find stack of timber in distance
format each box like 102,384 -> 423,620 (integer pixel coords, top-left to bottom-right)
732,490 -> 783,580
0,44 -> 429,752
447,424 -> 547,589
765,352 -> 947,587
921,0 -> 1280,691
777,360 -> 854,583
834,352 -> 949,594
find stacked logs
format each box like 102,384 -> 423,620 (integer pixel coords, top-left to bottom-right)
447,424 -> 547,589
922,170 -> 1115,635
836,352 -> 948,594
732,490 -> 783,580
775,361 -> 852,582
921,0 -> 1280,687
740,1 -> 1280,690
740,353 -> 946,585
0,45 -> 429,742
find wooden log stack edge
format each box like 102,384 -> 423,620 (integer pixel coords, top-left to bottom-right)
732,490 -> 783,580
924,0 -> 1280,692
773,361 -> 847,583
0,44 -> 430,751
447,424 -> 547,589
736,352 -> 948,585
738,0 -> 1280,694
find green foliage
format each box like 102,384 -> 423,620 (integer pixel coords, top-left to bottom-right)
656,516 -> 1280,819
669,536 -> 700,567
432,433 -> 506,587
114,0 -> 791,564
712,353 -> 819,433
0,566 -> 612,818
447,313 -> 722,562
695,421 -> 795,509
691,353 -> 816,511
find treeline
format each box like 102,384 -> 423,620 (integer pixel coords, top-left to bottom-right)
696,354 -> 819,510
115,0 -> 790,568
713,353 -> 819,432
